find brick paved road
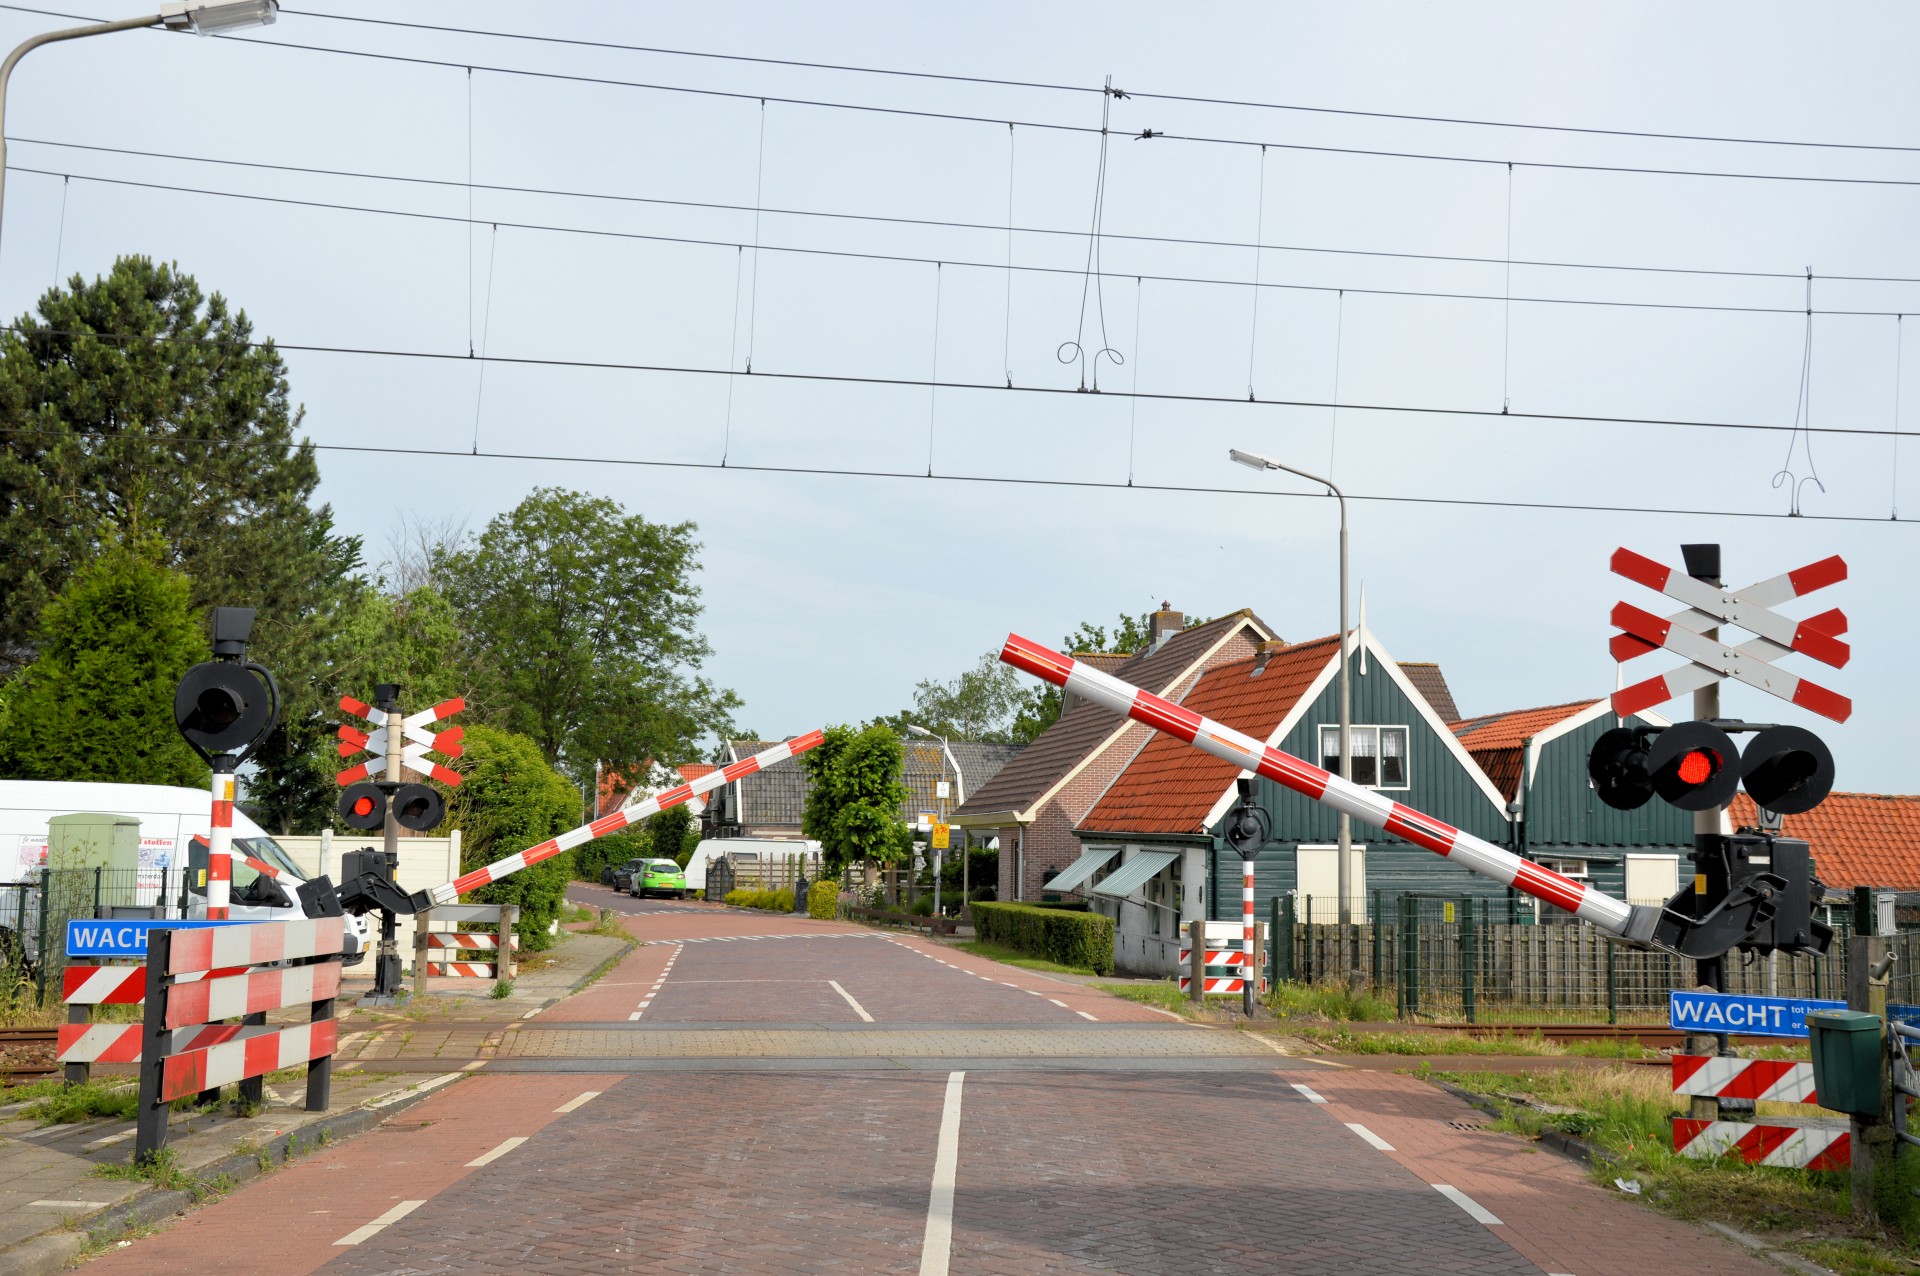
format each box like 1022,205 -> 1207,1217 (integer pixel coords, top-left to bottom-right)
75,889 -> 1779,1275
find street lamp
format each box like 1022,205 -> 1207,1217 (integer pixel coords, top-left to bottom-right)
0,1 -> 278,243
1229,447 -> 1356,978
906,723 -> 965,919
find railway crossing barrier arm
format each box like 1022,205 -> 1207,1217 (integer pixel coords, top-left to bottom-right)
997,633 -> 1666,950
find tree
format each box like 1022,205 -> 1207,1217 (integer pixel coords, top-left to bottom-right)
439,488 -> 738,796
1009,613 -> 1154,744
900,652 -> 1025,743
649,804 -> 699,867
0,539 -> 205,785
445,725 -> 583,950
0,256 -> 364,827
801,724 -> 910,883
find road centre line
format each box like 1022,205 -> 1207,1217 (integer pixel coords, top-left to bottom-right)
829,979 -> 875,1022
466,1136 -> 527,1167
335,1200 -> 424,1246
555,1090 -> 601,1113
918,1071 -> 965,1276
1047,999 -> 1068,1007
1433,1184 -> 1503,1226
1345,1122 -> 1396,1151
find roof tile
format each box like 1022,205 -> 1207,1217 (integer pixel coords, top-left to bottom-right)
1731,792 -> 1920,891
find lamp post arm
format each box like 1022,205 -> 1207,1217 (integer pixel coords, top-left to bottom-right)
0,14 -> 162,243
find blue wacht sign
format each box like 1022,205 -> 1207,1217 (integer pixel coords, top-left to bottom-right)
65,919 -> 245,959
1667,989 -> 1844,1037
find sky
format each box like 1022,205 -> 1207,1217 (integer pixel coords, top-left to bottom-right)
3,2 -> 1916,792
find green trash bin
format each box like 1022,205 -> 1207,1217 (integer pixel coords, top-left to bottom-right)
1807,1010 -> 1882,1118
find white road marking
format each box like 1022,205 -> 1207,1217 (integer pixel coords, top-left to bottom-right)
627,1012 -> 642,1021
1290,1083 -> 1328,1104
918,1071 -> 965,1276
335,1200 -> 425,1245
1434,1184 -> 1503,1225
83,1128 -> 136,1149
19,1122 -> 80,1140
1076,1011 -> 1098,1021
555,1090 -> 601,1114
829,980 -> 875,1022
462,1060 -> 487,1071
1047,999 -> 1069,1008
1345,1122 -> 1395,1151
367,1073 -> 463,1109
30,1200 -> 110,1208
466,1136 -> 527,1167
519,1009 -> 540,1019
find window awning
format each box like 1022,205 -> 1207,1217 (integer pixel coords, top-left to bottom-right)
1046,846 -> 1121,894
1092,850 -> 1180,899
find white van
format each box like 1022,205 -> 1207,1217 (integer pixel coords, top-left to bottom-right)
0,780 -> 368,959
682,837 -> 822,893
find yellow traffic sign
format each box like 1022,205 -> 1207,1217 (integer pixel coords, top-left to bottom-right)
932,823 -> 950,849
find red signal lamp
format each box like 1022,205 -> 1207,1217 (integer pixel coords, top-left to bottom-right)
1675,749 -> 1717,786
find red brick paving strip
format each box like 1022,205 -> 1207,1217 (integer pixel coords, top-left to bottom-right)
81,1073 -> 625,1276
879,932 -> 1176,1023
1306,1069 -> 1780,1276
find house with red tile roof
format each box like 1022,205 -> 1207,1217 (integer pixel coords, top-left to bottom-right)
951,606 -> 1279,904
1067,628 -> 1511,975
1449,698 -> 1690,911
1730,793 -> 1920,892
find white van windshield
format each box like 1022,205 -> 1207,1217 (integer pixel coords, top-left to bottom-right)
233,836 -> 304,881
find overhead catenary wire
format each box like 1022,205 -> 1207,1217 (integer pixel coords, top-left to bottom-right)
258,7 -> 1920,158
1,321 -> 1910,444
20,136 -> 1920,287
19,164 -> 1916,323
5,4 -> 1918,191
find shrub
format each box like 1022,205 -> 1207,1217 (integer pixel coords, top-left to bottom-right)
722,888 -> 795,912
970,902 -> 1114,975
807,879 -> 840,920
907,893 -> 935,917
445,725 -> 583,950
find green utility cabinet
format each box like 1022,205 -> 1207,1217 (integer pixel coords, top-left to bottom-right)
1807,1009 -> 1883,1118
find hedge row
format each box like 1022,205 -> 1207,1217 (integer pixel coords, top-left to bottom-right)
970,901 -> 1114,975
724,888 -> 795,912
807,879 -> 840,920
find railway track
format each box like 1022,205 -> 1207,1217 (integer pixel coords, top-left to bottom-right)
0,1026 -> 58,1085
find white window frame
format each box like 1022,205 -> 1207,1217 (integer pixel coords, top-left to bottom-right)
1536,857 -> 1589,880
1317,724 -> 1411,791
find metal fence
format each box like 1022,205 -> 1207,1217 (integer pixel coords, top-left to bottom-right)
1271,890 -> 1901,1025
0,869 -> 197,1010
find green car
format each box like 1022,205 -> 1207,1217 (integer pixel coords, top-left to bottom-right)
630,857 -> 688,900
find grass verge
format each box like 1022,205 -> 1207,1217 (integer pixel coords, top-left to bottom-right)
1091,982 -> 1204,1018
955,940 -> 1095,977
1437,1064 -> 1914,1275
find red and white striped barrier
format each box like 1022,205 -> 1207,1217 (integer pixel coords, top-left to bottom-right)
425,932 -> 517,951
163,916 -> 345,974
1178,974 -> 1267,995
1672,1055 -> 1819,1105
207,772 -> 235,920
428,730 -> 826,904
160,1021 -> 339,1103
1177,947 -> 1253,967
57,1022 -> 238,1065
1671,1117 -> 1849,1170
164,963 -> 342,1029
998,635 -> 1647,942
424,961 -> 496,978
62,963 -> 247,1005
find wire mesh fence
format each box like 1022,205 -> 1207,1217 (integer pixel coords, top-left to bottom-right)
1269,889 -> 1887,1025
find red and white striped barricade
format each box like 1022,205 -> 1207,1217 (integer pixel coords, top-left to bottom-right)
1669,1054 -> 1846,1169
58,959 -> 247,1084
1179,920 -> 1267,996
133,917 -> 344,1162
411,904 -> 519,992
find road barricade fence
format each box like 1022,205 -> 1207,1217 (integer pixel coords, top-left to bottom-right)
1267,891 -> 1913,1026
1668,1053 -> 1850,1169
1181,920 -> 1266,997
412,904 -> 519,989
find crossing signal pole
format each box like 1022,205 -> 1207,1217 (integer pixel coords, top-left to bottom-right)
172,607 -> 280,920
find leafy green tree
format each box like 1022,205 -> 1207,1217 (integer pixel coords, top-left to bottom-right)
444,725 -> 583,949
1009,613 -> 1153,743
439,488 -> 738,796
648,804 -> 699,867
0,539 -> 205,785
801,724 -> 910,882
573,827 -> 649,885
901,652 -> 1025,743
0,256 -> 363,828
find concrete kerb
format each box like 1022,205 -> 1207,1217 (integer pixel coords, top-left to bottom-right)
0,1074 -> 470,1276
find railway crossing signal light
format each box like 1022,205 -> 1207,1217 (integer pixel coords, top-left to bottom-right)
173,607 -> 280,765
390,783 -> 445,832
1223,778 -> 1270,860
1739,725 -> 1835,816
1588,721 -> 1829,817
1645,721 -> 1741,811
338,782 -> 386,831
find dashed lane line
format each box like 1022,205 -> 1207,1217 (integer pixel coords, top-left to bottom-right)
1077,1011 -> 1098,1021
465,1136 -> 527,1167
829,979 -> 875,1022
1345,1122 -> 1396,1151
917,1071 -> 965,1276
1433,1184 -> 1504,1226
335,1200 -> 425,1246
555,1090 -> 602,1113
1290,1083 -> 1328,1104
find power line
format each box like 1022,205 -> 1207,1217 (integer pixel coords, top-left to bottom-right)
30,134 -> 1882,284
1,321 -> 1906,442
18,164 -> 1915,321
276,6 -> 1920,158
4,4 -> 1918,191
0,421 -> 1899,525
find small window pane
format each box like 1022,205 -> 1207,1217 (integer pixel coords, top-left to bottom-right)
1350,728 -> 1378,786
1380,728 -> 1408,786
1320,726 -> 1341,773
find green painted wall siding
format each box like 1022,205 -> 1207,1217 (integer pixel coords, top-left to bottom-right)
1241,658 -> 1512,849
1523,716 -> 1694,850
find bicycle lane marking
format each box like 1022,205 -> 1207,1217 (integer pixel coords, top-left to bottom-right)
79,1073 -> 625,1276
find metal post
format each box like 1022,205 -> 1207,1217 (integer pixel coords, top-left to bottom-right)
134,927 -> 172,1162
1188,918 -> 1205,1004
1241,856 -> 1256,1016
33,869 -> 48,1007
1606,936 -> 1618,1026
1371,889 -> 1382,989
413,916 -> 429,999
307,956 -> 334,1112
1335,496 -> 1352,983
1846,932 -> 1892,1217
1460,894 -> 1476,1025
237,1010 -> 266,1108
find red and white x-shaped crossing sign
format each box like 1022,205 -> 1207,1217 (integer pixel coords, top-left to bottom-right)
336,695 -> 466,787
1608,548 -> 1851,723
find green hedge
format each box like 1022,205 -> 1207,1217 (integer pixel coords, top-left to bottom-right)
970,902 -> 1114,975
807,879 -> 840,920
724,887 -> 795,912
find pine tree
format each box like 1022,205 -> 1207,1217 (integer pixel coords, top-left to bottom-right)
0,540 -> 205,785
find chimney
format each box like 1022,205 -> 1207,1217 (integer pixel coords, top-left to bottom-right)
1149,603 -> 1184,649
